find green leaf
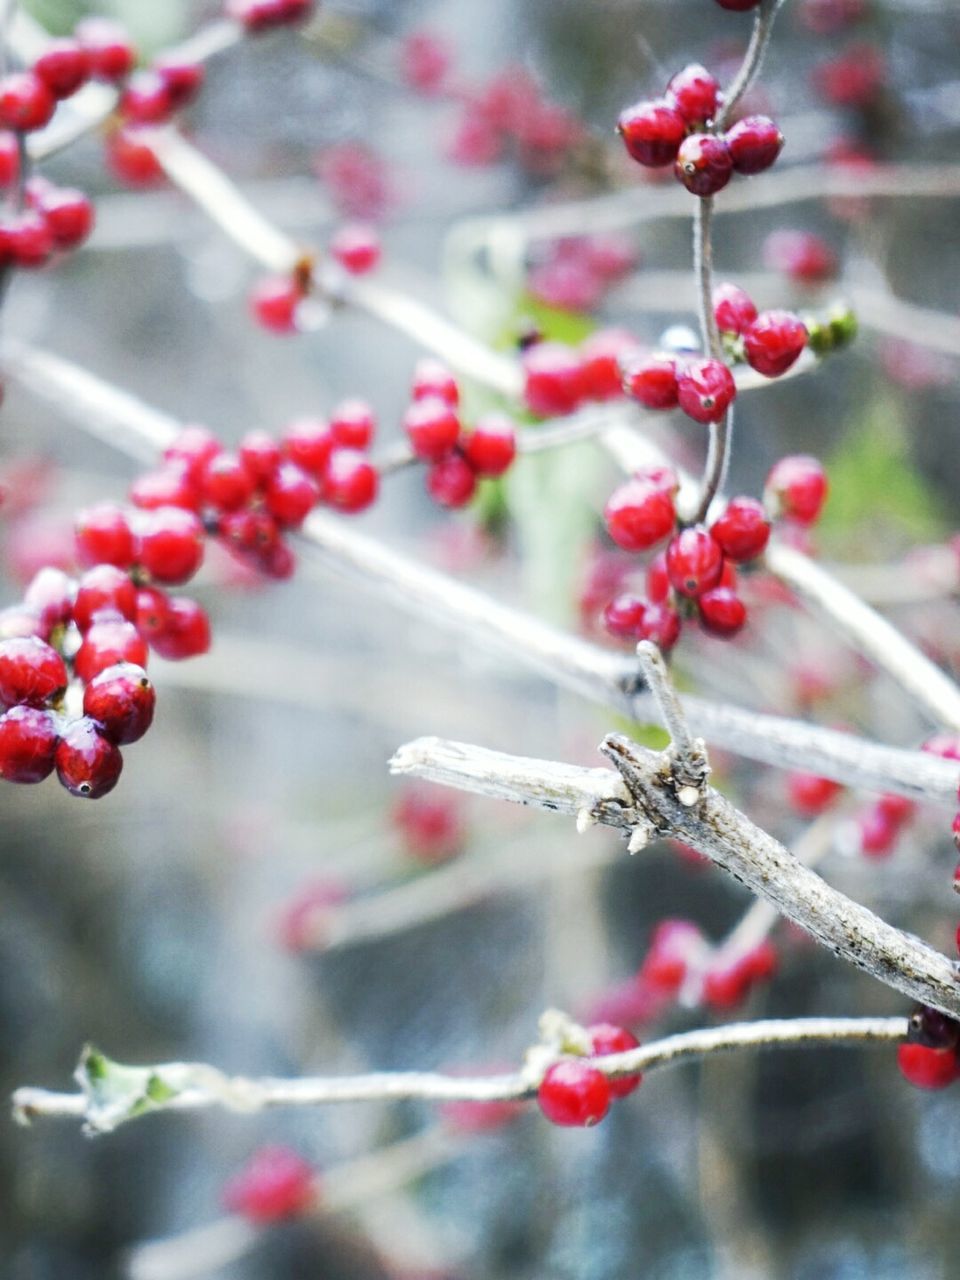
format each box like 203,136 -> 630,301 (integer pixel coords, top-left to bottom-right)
75,1045 -> 182,1134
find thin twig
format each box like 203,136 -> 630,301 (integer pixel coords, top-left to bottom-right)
12,1016 -> 908,1131
716,0 -> 787,130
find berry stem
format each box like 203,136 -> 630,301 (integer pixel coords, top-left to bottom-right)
715,0 -> 787,131
691,195 -> 733,524
12,1017 -> 908,1130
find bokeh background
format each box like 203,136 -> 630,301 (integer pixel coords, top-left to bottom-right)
3,0 -> 960,1276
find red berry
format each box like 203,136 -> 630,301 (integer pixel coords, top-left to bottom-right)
150,597 -> 211,661
537,1061 -> 611,1127
710,496 -> 770,561
404,396 -> 460,461
675,134 -> 733,197
666,64 -> 721,124
646,553 -> 670,604
282,418 -> 335,478
83,662 -> 155,745
858,807 -> 899,858
812,44 -> 885,108
787,771 -> 842,816
923,734 -> 960,761
330,222 -> 381,275
129,466 -> 201,513
73,565 -> 137,633
119,71 -> 175,125
426,453 -> 477,509
623,355 -> 679,409
3,211 -> 55,267
0,132 -> 19,186
522,342 -> 587,417
462,415 -> 517,478
393,785 -> 465,863
0,705 -> 59,783
105,126 -> 165,187
135,586 -> 173,643
604,480 -> 676,553
877,793 -> 916,826
164,426 -> 222,483
412,358 -> 459,407
714,0 -> 762,8
666,526 -> 724,598
222,1145 -> 315,1223
713,283 -> 758,336
676,358 -> 736,425
641,919 -> 704,993
152,55 -> 205,109
76,504 -> 135,569
137,507 -> 205,585
329,399 -> 375,450
725,115 -> 784,175
743,310 -> 808,378
250,275 -> 303,334
218,510 -> 280,561
200,452 -> 255,513
35,186 -> 95,250
587,1023 -> 642,1097
697,586 -> 747,637
637,602 -> 682,651
617,99 -> 687,167
765,455 -> 828,524
399,31 -> 451,95
264,462 -> 319,528
239,429 -> 282,483
897,1043 -> 960,1091
0,73 -> 56,132
763,230 -> 837,284
0,637 -> 67,707
33,39 -> 91,100
227,0 -> 315,33
579,329 -> 644,401
24,567 -> 74,632
74,617 -> 148,684
75,18 -> 136,82
321,450 -> 379,514
55,716 -> 123,799
602,593 -> 647,640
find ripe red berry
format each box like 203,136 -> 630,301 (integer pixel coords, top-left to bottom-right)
666,64 -> 721,124
330,222 -> 381,275
281,418 -> 334,478
725,115 -> 784,175
765,455 -> 828,524
76,499 -> 135,565
321,450 -> 379,513
24,567 -> 74,632
522,342 -> 586,417
462,415 -> 517,478
393,785 -> 465,863
710,496 -> 770,561
587,1023 -> 642,1098
73,565 -> 137,633
897,1043 -> 960,1090
152,55 -> 205,109
426,453 -> 477,508
55,716 -> 123,799
537,1061 -> 611,1127
74,618 -> 148,684
666,526 -> 724,598
0,132 -> 19,187
637,601 -> 683,651
129,466 -> 200,513
617,99 -> 687,167
222,1145 -> 316,1223
150,597 -> 211,661
713,283 -> 758,336
163,426 -> 222,483
3,211 -> 55,267
119,71 -> 175,125
763,229 -> 837,284
412,358 -> 459,407
35,186 -> 95,250
33,39 -> 91,100
250,275 -> 303,334
675,134 -> 733,197
399,31 -> 452,95
135,586 -> 173,643
623,355 -> 679,409
877,793 -> 916,826
604,480 -> 676,553
858,807 -> 900,858
646,553 -> 670,604
83,662 -> 155,745
0,705 -> 59,783
136,507 -> 205,584
105,126 -> 165,187
602,593 -> 647,640
200,452 -> 255,513
239,429 -> 282,483
329,399 -> 375,450
698,586 -> 747,637
0,637 -> 67,708
404,396 -> 461,461
0,72 -> 56,132
743,310 -> 808,378
676,358 -> 736,424
640,919 -> 704,993
579,329 -> 644,401
75,18 -> 136,82
787,771 -> 842,816
227,0 -> 315,32
264,462 -> 319,528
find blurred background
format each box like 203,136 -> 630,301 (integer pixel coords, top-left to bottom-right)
3,0 -> 960,1276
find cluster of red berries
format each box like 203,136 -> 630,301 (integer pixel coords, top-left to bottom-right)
537,1022 -> 641,1128
0,163 -> 94,270
222,1145 -> 317,1223
402,360 -> 517,508
526,233 -> 639,316
250,224 -> 382,335
618,63 -> 784,198
897,1006 -> 960,1091
599,454 -> 828,648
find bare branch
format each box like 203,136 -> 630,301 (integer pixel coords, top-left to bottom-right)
716,0 -> 787,130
